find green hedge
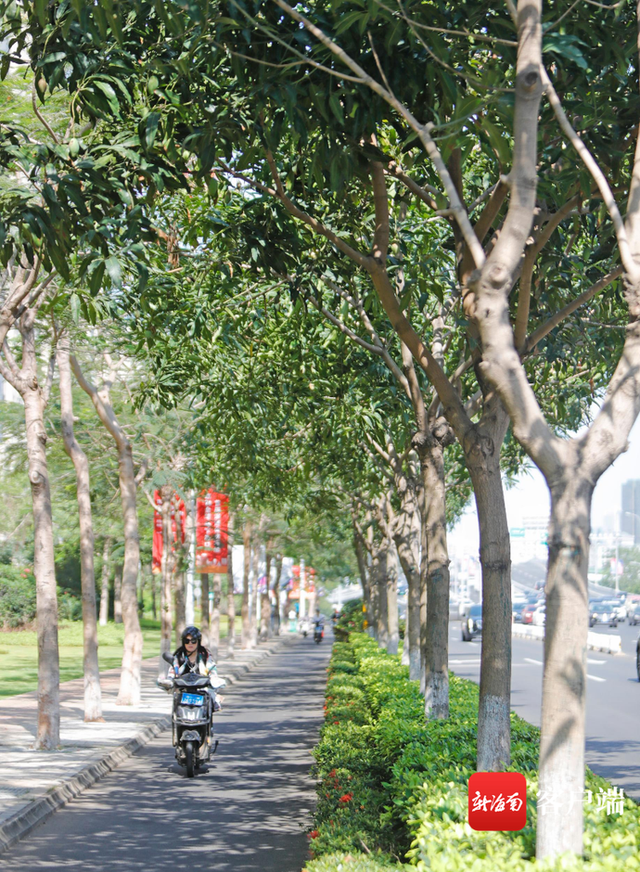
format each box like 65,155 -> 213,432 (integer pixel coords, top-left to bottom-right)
305,634 -> 640,872
0,565 -> 36,627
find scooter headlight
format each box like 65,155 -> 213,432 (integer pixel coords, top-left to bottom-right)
467,617 -> 474,630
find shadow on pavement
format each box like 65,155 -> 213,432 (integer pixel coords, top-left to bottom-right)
0,640 -> 329,872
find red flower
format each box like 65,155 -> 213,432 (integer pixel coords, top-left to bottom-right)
309,830 -> 319,839
338,792 -> 354,805
328,769 -> 337,778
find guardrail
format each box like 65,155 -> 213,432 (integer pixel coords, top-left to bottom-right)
512,623 -> 622,654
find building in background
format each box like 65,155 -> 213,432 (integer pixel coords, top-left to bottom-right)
621,479 -> 640,545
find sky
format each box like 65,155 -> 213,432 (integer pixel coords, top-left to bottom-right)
448,414 -> 640,558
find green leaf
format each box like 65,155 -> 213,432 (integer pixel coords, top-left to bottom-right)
104,256 -> 122,285
88,261 -> 106,296
93,79 -> 121,116
144,112 -> 161,149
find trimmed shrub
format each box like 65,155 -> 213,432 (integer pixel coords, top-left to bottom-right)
306,633 -> 640,872
0,565 -> 36,627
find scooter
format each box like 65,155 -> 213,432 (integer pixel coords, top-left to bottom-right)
314,625 -> 324,644
158,652 -> 226,777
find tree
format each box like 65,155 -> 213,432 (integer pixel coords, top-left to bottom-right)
58,333 -> 102,721
0,261 -> 59,748
71,354 -> 143,705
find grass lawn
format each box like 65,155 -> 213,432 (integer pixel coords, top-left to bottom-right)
0,614 -> 245,698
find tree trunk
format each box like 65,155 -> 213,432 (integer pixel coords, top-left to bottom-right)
537,476 -> 592,857
150,565 -> 157,620
200,572 -> 210,648
393,510 -> 421,679
467,405 -> 512,770
114,443 -> 143,704
353,517 -> 373,630
99,538 -> 111,627
250,541 -> 260,647
158,487 -> 173,678
24,381 -> 60,748
174,571 -> 186,648
419,508 -> 428,694
138,565 -> 146,616
418,437 -> 450,719
227,512 -> 236,657
210,572 -> 221,659
372,539 -> 389,649
386,543 -> 399,655
59,337 -> 102,722
71,356 -> 143,705
260,549 -> 272,640
241,518 -> 251,648
273,552 -> 283,635
114,566 -> 123,624
173,498 -> 186,647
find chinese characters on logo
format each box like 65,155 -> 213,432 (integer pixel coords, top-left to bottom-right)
468,772 -> 527,831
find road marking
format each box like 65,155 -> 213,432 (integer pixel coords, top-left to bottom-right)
449,659 -> 481,664
587,658 -> 606,664
587,674 -> 606,682
525,658 -> 543,665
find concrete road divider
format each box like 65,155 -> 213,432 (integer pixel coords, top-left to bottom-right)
512,623 -> 621,654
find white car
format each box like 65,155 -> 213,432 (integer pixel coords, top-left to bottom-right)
531,606 -> 546,626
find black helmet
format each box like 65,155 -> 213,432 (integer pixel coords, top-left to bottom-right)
181,626 -> 202,645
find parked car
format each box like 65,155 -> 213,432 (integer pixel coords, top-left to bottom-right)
521,604 -> 537,625
602,598 -> 626,622
589,602 -> 618,628
626,594 -> 640,619
512,601 -> 528,622
629,602 -> 640,626
531,606 -> 546,626
462,603 -> 483,642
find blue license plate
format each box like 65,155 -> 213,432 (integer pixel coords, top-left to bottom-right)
181,693 -> 205,706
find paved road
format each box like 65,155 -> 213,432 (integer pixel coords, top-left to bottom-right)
449,619 -> 640,799
1,636 -> 330,872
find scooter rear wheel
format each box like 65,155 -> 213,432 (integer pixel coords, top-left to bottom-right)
185,741 -> 195,778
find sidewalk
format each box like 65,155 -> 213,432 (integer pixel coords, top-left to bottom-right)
0,634 -> 294,852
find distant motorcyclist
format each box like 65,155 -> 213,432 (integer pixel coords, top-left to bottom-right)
313,609 -> 325,644
169,626 -> 223,711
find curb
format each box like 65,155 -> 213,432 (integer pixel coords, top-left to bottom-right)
0,634 -> 293,853
512,624 -> 622,654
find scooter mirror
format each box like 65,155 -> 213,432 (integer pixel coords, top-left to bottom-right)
162,651 -> 174,664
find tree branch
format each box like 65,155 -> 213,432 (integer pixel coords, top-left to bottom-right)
385,161 -> 439,210
542,66 -> 638,282
526,265 -> 624,352
272,0 -> 486,269
264,150 -> 369,267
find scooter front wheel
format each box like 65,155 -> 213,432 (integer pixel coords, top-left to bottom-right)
185,741 -> 195,778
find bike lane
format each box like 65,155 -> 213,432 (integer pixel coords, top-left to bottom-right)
0,635 -> 330,872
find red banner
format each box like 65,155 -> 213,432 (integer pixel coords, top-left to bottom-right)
196,489 -> 229,574
152,490 -> 186,574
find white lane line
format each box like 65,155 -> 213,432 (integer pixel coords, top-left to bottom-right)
587,674 -> 606,683
587,658 -> 606,664
525,658 -> 543,665
449,659 -> 481,664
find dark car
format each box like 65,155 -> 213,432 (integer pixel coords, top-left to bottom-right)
589,602 -> 618,628
462,603 -> 482,642
637,634 -> 640,681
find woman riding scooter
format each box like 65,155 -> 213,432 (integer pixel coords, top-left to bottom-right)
169,626 -> 223,711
